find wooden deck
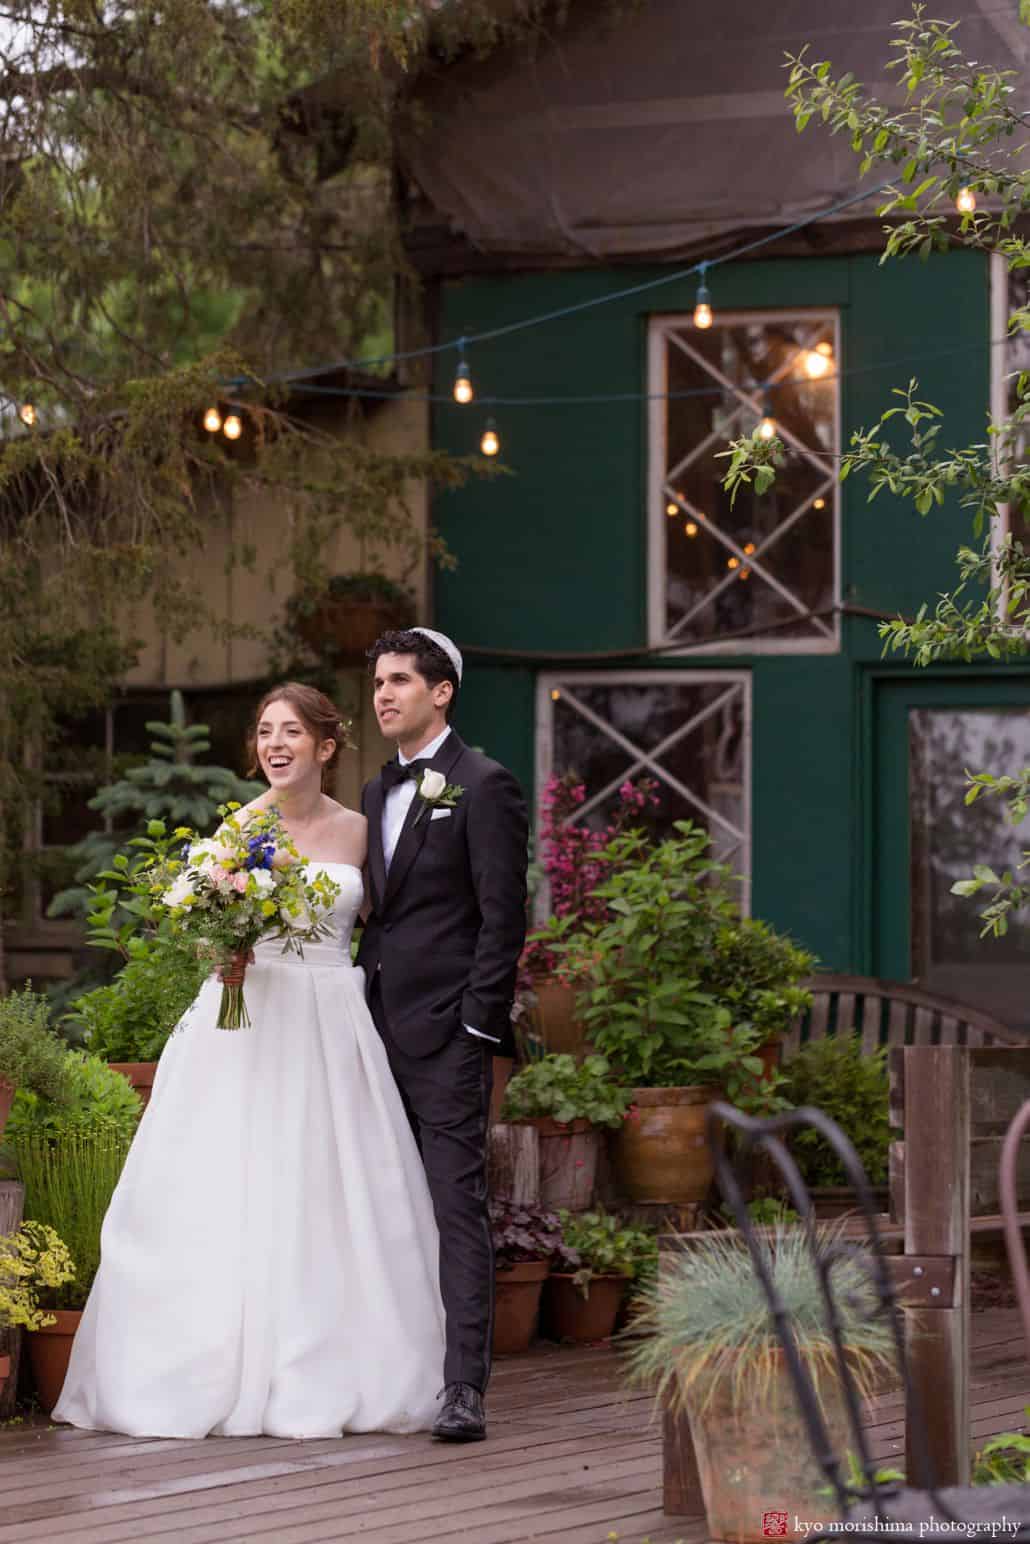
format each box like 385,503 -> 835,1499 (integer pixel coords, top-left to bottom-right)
0,1307 -> 1026,1544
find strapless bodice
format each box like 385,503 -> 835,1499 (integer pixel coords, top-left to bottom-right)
251,862 -> 363,969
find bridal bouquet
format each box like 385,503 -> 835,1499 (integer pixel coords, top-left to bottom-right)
94,804 -> 341,1030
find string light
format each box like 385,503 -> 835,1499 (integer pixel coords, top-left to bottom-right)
685,521 -> 699,538
18,403 -> 36,427
666,500 -> 679,516
550,688 -> 561,701
814,497 -> 827,510
740,568 -> 751,580
756,411 -> 777,441
453,342 -> 473,405
480,418 -> 500,456
743,541 -> 756,555
223,413 -> 243,441
203,406 -> 222,433
956,186 -> 976,214
693,264 -> 713,330
727,556 -> 740,570
802,340 -> 834,380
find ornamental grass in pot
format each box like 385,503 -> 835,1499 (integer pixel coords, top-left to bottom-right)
627,1224 -> 894,1544
544,1209 -> 656,1344
489,1199 -> 577,1355
500,1054 -> 632,1211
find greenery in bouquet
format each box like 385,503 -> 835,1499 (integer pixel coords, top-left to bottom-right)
555,1209 -> 658,1299
63,934 -> 210,1063
85,803 -> 341,1030
0,1221 -> 76,1331
780,1035 -> 891,1188
489,1199 -> 580,1272
500,1053 -> 632,1129
0,988 -> 74,1105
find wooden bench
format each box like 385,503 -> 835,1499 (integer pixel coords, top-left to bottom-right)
662,1043 -> 1030,1515
783,973 -> 1023,1059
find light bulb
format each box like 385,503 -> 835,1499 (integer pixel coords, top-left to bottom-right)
223,413 -> 243,441
693,286 -> 713,330
743,541 -> 756,555
550,689 -> 561,701
203,406 -> 222,433
727,556 -> 740,570
803,348 -> 832,380
739,568 -> 751,581
757,415 -> 777,441
480,419 -> 500,457
814,497 -> 826,510
685,521 -> 698,538
666,501 -> 679,517
955,186 -> 976,214
453,361 -> 473,405
18,403 -> 36,426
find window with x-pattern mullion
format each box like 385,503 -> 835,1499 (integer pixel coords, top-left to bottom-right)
650,311 -> 840,652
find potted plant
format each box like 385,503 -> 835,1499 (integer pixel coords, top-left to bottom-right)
780,1035 -> 891,1215
0,988 -> 73,1144
544,1209 -> 656,1343
287,572 -> 415,666
489,1199 -> 578,1355
64,934 -> 208,1107
499,1053 -> 632,1211
558,822 -> 763,1205
627,1224 -> 895,1543
0,1220 -> 76,1401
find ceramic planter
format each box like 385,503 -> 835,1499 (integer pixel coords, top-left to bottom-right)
531,979 -> 593,1059
683,1352 -> 850,1543
27,1308 -> 82,1413
108,1061 -> 158,1109
544,1272 -> 628,1343
520,1117 -> 600,1211
614,1085 -> 717,1203
493,1261 -> 549,1354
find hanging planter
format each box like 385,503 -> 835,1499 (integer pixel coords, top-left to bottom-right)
289,574 -> 415,667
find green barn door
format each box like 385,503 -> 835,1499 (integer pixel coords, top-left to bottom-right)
874,675 -> 1030,1033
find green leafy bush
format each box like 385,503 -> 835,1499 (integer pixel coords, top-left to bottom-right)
780,1035 -> 891,1187
698,918 -> 814,1042
501,1054 -> 632,1129
973,1411 -> 1030,1484
556,1209 -> 657,1297
5,1050 -> 142,1150
0,988 -> 73,1104
18,1131 -> 133,1308
63,934 -> 208,1062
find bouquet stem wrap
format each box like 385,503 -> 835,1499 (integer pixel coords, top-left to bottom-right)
217,951 -> 251,1031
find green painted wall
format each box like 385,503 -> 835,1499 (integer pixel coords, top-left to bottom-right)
433,249 -> 991,973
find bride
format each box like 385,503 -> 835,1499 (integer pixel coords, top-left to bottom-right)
53,682 -> 446,1439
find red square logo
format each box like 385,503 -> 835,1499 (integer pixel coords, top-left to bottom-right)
762,1511 -> 790,1538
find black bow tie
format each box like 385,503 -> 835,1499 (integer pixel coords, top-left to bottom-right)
381,759 -> 431,793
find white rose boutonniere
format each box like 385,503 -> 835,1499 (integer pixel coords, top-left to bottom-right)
413,768 -> 464,826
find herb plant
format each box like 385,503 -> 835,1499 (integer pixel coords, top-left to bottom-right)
0,989 -> 73,1105
500,1054 -> 632,1129
780,1035 -> 891,1188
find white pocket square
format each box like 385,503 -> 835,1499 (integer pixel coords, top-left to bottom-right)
430,808 -> 452,821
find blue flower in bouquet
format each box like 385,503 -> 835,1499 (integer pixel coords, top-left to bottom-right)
245,835 -> 276,871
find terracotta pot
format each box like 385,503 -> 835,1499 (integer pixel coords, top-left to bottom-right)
293,594 -> 412,665
108,1062 -> 158,1109
0,1352 -> 10,1397
0,1078 -> 15,1143
683,1353 -> 850,1542
489,1056 -> 513,1127
614,1085 -> 717,1204
531,979 -> 593,1059
544,1272 -> 628,1343
26,1308 -> 82,1413
520,1118 -> 600,1212
493,1260 -> 549,1355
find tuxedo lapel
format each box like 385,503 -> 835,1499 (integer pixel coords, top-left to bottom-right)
383,732 -> 466,909
365,775 -> 387,911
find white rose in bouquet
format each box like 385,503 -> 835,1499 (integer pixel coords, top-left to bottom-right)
249,868 -> 276,895
163,872 -> 198,908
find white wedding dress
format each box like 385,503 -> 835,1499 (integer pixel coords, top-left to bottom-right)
54,863 -> 446,1439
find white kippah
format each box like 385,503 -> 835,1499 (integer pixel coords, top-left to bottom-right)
411,626 -> 463,684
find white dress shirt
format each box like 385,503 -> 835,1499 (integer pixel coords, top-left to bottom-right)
380,726 -> 499,1046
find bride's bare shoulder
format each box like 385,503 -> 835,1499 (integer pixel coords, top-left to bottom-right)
323,800 -> 367,865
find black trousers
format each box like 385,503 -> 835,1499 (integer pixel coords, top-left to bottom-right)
369,974 -> 495,1393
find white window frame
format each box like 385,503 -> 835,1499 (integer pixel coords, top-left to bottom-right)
535,669 -> 753,915
647,308 -> 842,656
990,249 -> 1018,615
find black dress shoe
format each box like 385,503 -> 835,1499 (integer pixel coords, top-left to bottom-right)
432,1382 -> 486,1442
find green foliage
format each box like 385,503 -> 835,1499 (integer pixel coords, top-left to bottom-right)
625,1223 -> 894,1416
16,1131 -> 134,1309
973,1410 -> 1030,1484
5,1051 -> 142,1152
0,988 -> 73,1104
62,935 -> 209,1063
780,1035 -> 891,1188
555,823 -> 788,1094
488,1199 -> 579,1270
500,1054 -> 632,1129
48,691 -> 264,927
719,3 -> 1030,939
698,919 -> 814,1042
556,1209 -> 658,1297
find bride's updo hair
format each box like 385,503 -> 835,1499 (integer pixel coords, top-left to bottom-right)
247,683 -> 349,792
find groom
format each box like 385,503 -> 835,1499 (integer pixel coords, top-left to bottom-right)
358,626 -> 528,1442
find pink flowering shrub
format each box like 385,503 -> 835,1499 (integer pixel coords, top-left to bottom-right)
521,773 -> 659,981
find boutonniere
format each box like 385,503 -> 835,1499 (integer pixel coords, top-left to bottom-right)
412,768 -> 464,826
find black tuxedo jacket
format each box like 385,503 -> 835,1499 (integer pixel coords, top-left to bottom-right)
357,730 -> 529,1059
